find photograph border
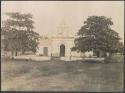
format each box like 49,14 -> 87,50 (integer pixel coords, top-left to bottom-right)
0,0 -> 125,92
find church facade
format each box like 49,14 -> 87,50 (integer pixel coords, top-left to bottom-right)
37,21 -> 93,58
37,36 -> 78,57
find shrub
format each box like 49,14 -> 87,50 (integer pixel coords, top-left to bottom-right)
104,54 -> 124,63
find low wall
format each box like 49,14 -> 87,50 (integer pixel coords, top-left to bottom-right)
13,55 -> 51,61
13,55 -> 106,62
60,57 -> 104,61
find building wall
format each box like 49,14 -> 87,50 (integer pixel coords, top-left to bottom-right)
37,37 -> 94,57
51,38 -> 74,57
37,38 -> 52,56
37,45 -> 52,56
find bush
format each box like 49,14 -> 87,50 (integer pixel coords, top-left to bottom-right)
104,54 -> 124,63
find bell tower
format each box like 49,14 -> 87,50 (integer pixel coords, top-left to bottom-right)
56,20 -> 70,37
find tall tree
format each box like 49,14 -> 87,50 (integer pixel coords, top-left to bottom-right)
2,12 -> 40,56
73,16 -> 123,57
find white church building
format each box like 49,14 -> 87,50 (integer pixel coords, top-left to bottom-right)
37,21 -> 93,58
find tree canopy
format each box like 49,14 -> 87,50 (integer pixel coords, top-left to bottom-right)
2,12 -> 40,56
73,16 -> 123,57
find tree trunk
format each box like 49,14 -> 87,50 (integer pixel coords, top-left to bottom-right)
22,50 -> 25,54
15,50 -> 18,56
109,52 -> 113,57
102,51 -> 107,57
104,52 -> 107,57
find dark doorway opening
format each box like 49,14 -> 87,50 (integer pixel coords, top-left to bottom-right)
60,44 -> 65,57
43,47 -> 48,56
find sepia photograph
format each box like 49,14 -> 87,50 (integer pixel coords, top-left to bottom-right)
1,1 -> 124,92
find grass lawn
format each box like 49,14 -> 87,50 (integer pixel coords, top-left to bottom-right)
1,58 -> 124,92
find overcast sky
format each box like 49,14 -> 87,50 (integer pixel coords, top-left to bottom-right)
1,1 -> 124,42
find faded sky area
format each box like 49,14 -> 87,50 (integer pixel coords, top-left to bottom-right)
1,1 -> 124,42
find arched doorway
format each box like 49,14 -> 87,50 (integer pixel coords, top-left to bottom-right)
60,44 -> 65,57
